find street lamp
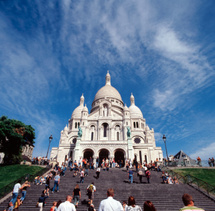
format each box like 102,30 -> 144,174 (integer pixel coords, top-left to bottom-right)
46,135 -> 53,158
162,134 -> 169,165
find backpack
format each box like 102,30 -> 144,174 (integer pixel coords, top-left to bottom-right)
88,184 -> 93,193
138,170 -> 143,176
146,171 -> 151,177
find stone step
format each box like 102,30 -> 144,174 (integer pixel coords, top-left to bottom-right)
0,168 -> 215,211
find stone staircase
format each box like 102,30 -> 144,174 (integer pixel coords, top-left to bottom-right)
1,168 -> 215,211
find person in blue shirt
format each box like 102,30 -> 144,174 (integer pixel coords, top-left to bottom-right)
128,169 -> 134,184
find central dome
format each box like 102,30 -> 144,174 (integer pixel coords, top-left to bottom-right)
94,84 -> 122,101
93,71 -> 122,102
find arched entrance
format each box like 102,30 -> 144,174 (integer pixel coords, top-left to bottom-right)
99,149 -> 109,164
114,149 -> 125,167
83,149 -> 94,161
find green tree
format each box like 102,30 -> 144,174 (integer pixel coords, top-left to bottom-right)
0,116 -> 35,164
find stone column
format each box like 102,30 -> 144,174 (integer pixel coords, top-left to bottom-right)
99,127 -> 101,140
74,137 -> 81,161
127,137 -> 134,160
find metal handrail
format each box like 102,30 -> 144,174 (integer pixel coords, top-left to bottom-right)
0,166 -> 51,199
167,169 -> 215,197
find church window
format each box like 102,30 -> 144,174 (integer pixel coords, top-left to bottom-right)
141,123 -> 144,129
91,132 -> 94,140
134,137 -> 141,144
70,124 -> 72,130
115,125 -> 120,140
103,123 -> 108,137
133,122 -> 136,128
83,122 -> 84,125
136,122 -> 139,128
75,122 -> 77,128
126,122 -> 128,125
78,122 -> 80,127
73,138 -> 77,144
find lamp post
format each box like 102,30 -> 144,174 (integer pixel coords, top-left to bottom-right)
46,135 -> 53,158
162,134 -> 169,165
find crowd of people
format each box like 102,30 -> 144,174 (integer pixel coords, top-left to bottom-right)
161,171 -> 179,184
32,157 -> 50,166
4,156 -> 205,211
208,157 -> 215,167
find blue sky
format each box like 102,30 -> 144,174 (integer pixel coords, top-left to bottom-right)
0,0 -> 215,160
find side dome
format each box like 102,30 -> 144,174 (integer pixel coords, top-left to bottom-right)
72,105 -> 84,118
129,105 -> 143,118
129,93 -> 143,118
71,94 -> 84,118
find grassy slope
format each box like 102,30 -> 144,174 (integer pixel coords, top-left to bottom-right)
0,165 -> 43,189
173,168 -> 215,186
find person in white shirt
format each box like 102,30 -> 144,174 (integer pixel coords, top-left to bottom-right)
10,180 -> 21,205
98,188 -> 123,211
96,167 -> 101,179
79,169 -> 85,183
58,195 -> 76,211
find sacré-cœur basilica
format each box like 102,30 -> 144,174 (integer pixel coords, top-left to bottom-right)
50,71 -> 163,165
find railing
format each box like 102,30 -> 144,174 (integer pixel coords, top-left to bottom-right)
0,166 -> 51,199
166,169 -> 215,199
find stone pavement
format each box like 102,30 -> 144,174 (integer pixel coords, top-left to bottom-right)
0,168 -> 215,211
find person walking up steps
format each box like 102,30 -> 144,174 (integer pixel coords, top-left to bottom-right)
145,169 -> 151,184
128,169 -> 134,184
20,180 -> 31,203
179,193 -> 204,211
72,184 -> 81,208
52,173 -> 60,193
87,182 -> 96,205
96,166 -> 101,179
58,195 -> 76,211
143,201 -> 156,211
126,196 -> 142,211
80,169 -> 85,183
10,180 -> 22,205
98,188 -> 123,211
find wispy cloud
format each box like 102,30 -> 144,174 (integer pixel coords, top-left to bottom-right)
151,25 -> 214,111
154,132 -> 163,142
190,142 -> 215,160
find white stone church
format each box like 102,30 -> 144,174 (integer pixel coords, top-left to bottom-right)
50,72 -> 163,165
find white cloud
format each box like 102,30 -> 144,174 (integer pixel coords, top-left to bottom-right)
153,89 -> 177,111
150,25 -> 214,111
154,26 -> 194,55
190,142 -> 215,160
154,132 -> 163,142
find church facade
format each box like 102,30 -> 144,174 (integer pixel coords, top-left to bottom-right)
50,72 -> 163,165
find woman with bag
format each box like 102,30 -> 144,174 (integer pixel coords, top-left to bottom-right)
138,169 -> 144,183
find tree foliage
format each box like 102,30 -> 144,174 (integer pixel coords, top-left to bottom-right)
0,116 -> 35,164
